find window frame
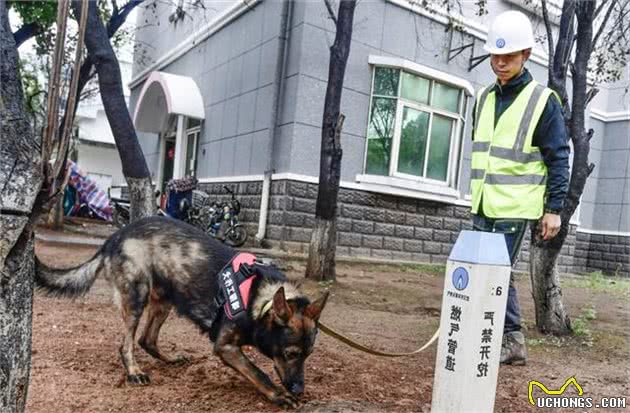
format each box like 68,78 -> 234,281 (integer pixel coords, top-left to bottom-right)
363,63 -> 469,192
184,121 -> 202,178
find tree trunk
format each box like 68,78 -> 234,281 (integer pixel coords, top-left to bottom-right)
530,0 -> 596,335
306,218 -> 338,280
0,224 -> 35,413
529,236 -> 572,334
0,1 -> 44,410
306,115 -> 345,279
305,0 -> 356,281
47,196 -> 65,229
75,0 -> 154,221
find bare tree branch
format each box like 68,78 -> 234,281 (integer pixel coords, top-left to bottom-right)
613,0 -> 630,36
51,0 -> 89,187
594,0 -> 610,19
585,87 -> 600,105
541,0 -> 555,67
43,0 -> 70,173
324,0 -> 338,24
108,0 -> 144,37
549,0 -> 576,104
567,32 -> 577,54
12,21 -> 42,48
592,0 -> 617,48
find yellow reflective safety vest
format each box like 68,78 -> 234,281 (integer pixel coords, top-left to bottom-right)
471,80 -> 554,219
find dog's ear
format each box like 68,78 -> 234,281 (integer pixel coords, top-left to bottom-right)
304,291 -> 329,322
272,286 -> 293,324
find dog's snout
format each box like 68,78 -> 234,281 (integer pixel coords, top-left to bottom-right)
289,381 -> 304,396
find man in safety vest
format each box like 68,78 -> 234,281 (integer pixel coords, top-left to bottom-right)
471,10 -> 569,365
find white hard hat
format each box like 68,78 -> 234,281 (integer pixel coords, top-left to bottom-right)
484,10 -> 535,55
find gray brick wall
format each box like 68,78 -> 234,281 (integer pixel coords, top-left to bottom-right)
197,179 -> 629,277
573,232 -> 630,276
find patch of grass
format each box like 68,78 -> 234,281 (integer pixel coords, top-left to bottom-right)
526,336 -> 567,348
399,263 -> 445,275
362,263 -> 445,276
525,306 -> 597,348
581,306 -> 597,321
571,306 -> 597,347
572,317 -> 591,337
562,271 -> 630,297
317,280 -> 335,289
526,337 -> 548,347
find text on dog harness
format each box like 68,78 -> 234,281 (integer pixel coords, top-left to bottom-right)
218,253 -> 257,322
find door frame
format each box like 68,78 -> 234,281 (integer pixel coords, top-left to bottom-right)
157,115 -> 202,187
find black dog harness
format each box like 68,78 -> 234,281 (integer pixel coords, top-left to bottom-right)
213,253 -> 258,327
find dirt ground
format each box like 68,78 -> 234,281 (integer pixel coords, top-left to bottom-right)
27,229 -> 629,413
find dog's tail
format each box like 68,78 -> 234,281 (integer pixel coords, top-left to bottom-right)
35,251 -> 104,298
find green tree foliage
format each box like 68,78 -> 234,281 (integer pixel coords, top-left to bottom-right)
8,1 -> 56,51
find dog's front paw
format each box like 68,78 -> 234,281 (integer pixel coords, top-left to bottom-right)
271,390 -> 299,409
127,373 -> 151,385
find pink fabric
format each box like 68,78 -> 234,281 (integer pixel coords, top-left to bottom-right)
231,253 -> 257,272
66,160 -> 113,221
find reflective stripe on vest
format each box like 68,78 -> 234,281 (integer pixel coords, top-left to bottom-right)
470,169 -> 546,185
471,80 -> 552,219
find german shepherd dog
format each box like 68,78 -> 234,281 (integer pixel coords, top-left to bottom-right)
35,216 -> 328,408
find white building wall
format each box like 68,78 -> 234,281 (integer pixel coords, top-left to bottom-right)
74,56 -> 133,191
76,142 -> 125,187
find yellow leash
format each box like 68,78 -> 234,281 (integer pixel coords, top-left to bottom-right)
318,321 -> 440,357
259,298 -> 440,357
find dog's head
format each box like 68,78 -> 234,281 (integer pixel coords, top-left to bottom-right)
255,285 -> 329,397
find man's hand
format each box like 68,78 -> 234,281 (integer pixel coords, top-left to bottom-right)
540,213 -> 561,240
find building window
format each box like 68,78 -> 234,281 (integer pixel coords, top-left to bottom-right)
185,119 -> 201,178
364,66 -> 468,188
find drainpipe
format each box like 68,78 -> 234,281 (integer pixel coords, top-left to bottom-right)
256,0 -> 293,243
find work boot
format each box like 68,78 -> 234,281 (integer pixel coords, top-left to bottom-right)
500,331 -> 527,365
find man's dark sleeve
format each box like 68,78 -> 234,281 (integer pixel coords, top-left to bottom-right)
532,95 -> 570,212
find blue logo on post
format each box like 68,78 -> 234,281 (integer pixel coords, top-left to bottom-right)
496,38 -> 506,48
452,267 -> 469,291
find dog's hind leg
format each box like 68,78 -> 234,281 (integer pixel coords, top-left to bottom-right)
138,294 -> 189,365
117,279 -> 151,385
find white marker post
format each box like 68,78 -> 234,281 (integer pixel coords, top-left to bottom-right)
431,230 -> 512,413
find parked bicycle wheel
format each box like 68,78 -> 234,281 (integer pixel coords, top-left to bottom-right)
112,207 -> 130,228
224,224 -> 248,247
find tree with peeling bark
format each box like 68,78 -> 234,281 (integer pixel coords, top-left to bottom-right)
1,1 -> 148,410
0,1 -> 45,409
306,0 -> 357,281
529,0 -> 630,334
